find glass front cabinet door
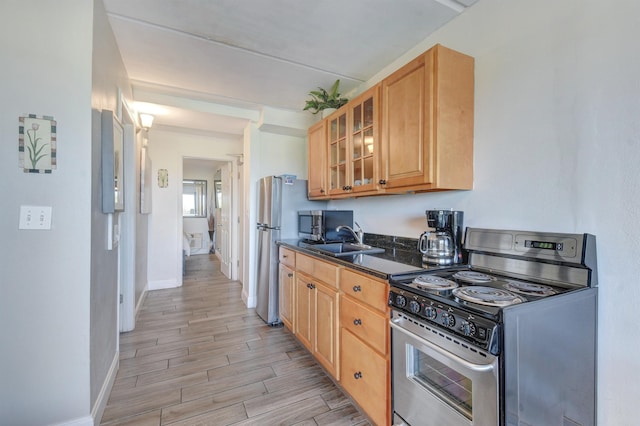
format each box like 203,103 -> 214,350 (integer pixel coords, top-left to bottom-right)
328,111 -> 348,196
327,84 -> 380,197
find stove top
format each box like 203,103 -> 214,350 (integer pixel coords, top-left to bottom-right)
391,266 -> 567,314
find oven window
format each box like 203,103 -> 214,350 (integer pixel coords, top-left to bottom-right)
409,346 -> 473,420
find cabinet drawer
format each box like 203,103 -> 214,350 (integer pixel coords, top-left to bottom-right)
279,247 -> 296,268
339,269 -> 388,312
296,253 -> 338,287
340,296 -> 388,355
341,328 -> 389,426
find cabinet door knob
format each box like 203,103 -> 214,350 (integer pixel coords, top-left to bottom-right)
379,179 -> 387,185
353,318 -> 362,326
307,283 -> 312,289
320,189 -> 325,193
354,371 -> 363,379
287,273 -> 293,277
352,285 -> 361,292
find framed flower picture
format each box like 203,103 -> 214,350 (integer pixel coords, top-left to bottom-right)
19,114 -> 56,173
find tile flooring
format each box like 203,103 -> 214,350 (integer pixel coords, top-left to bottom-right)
101,254 -> 369,426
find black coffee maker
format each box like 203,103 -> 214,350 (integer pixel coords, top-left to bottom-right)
418,209 -> 464,266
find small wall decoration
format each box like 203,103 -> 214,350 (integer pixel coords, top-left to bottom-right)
101,110 -> 125,213
18,114 -> 56,173
158,168 -> 168,188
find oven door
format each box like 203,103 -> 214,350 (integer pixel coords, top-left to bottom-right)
391,311 -> 499,426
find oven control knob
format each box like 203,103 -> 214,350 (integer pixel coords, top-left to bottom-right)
461,320 -> 476,337
441,312 -> 456,327
425,306 -> 437,320
409,300 -> 421,314
395,295 -> 407,308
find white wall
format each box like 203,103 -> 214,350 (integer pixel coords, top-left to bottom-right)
242,126 -> 309,307
0,1 -> 94,424
147,129 -> 242,289
331,0 -> 640,423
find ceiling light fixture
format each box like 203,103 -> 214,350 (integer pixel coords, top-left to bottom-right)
139,113 -> 155,130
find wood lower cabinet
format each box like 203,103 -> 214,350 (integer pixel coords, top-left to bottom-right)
339,268 -> 390,426
294,253 -> 340,378
381,44 -> 474,192
278,263 -> 295,330
279,247 -> 296,330
281,248 -> 391,424
341,328 -> 389,426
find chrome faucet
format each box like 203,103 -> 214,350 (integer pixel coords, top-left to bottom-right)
336,222 -> 365,246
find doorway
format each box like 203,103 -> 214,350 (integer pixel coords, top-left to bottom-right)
182,157 -> 236,280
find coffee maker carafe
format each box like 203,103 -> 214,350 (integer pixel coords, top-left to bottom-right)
418,209 -> 464,266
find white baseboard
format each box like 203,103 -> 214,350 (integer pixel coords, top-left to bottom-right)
91,351 -> 119,425
242,289 -> 256,308
51,416 -> 94,426
135,285 -> 148,320
148,279 -> 180,290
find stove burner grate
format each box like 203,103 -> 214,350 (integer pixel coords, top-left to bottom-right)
504,280 -> 557,296
453,286 -> 524,307
413,275 -> 459,291
453,271 -> 497,283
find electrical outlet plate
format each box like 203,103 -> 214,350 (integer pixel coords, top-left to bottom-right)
19,205 -> 52,230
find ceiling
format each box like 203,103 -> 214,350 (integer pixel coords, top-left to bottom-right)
103,0 -> 478,135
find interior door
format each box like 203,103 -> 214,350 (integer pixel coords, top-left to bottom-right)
219,162 -> 232,278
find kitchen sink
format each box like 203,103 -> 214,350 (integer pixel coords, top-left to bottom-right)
306,242 -> 385,257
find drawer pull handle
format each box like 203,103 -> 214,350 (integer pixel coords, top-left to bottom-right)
354,371 -> 363,380
353,318 -> 362,326
352,285 -> 361,292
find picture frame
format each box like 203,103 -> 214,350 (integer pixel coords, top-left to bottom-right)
18,114 -> 57,173
101,110 -> 124,213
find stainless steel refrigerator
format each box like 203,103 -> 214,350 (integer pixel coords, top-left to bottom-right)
255,176 -> 324,324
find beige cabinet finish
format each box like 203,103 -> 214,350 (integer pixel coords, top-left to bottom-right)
307,44 -> 474,200
279,247 -> 297,331
341,328 -> 389,426
325,86 -> 381,198
340,295 -> 387,355
293,253 -> 340,378
340,268 -> 389,312
294,272 -> 314,351
278,263 -> 295,331
281,247 -> 392,424
381,44 -> 474,192
339,267 -> 390,425
307,120 -> 328,199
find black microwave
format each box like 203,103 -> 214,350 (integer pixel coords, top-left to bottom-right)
298,210 -> 354,242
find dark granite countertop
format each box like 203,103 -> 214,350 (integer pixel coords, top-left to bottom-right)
277,233 -> 430,280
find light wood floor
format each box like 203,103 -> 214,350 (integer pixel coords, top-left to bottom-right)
101,254 -> 369,426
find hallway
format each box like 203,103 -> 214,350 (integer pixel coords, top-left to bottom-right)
101,254 -> 369,425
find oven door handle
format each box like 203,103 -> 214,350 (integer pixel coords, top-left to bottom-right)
390,320 -> 496,372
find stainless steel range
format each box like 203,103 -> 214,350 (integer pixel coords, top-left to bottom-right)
389,228 -> 598,426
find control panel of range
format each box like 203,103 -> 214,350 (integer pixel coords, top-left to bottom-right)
388,287 -> 500,354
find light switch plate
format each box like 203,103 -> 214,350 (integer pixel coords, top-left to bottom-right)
19,205 -> 52,230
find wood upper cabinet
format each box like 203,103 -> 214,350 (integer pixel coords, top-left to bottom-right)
347,86 -> 380,195
327,109 -> 349,196
380,44 -> 474,192
307,120 -> 327,199
324,85 -> 380,198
